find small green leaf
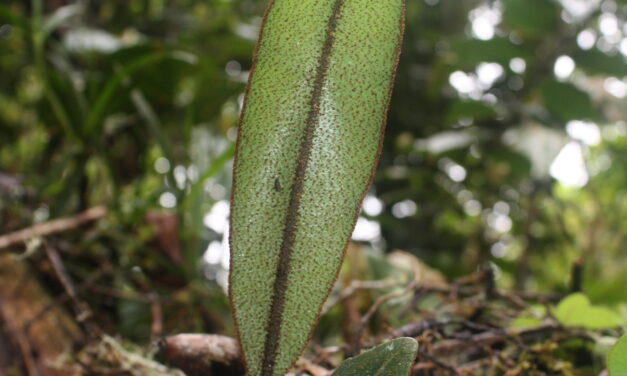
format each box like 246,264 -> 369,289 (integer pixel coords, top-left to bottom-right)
333,338 -> 418,376
511,317 -> 543,328
555,293 -> 622,329
608,335 -> 627,376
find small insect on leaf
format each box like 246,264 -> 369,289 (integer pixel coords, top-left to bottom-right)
229,1 -> 405,375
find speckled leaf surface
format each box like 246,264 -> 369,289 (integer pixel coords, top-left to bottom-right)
333,338 -> 418,376
228,1 -> 405,375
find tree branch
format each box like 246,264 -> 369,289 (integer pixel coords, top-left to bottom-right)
0,206 -> 107,250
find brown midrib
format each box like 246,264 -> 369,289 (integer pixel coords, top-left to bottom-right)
259,0 -> 346,375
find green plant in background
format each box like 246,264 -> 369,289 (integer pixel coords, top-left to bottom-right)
333,337 -> 418,376
229,0 -> 404,375
0,0 -> 249,340
608,334 -> 627,376
1,0 -> 242,280
554,293 -> 623,330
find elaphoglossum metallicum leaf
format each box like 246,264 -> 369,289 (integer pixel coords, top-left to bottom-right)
229,1 -> 405,375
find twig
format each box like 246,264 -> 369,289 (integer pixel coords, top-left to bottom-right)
295,358 -> 332,376
350,278 -> 418,355
481,264 -> 496,300
416,349 -> 460,375
159,334 -> 241,365
390,319 -> 452,339
321,279 -> 397,316
149,293 -> 163,338
22,266 -> 108,335
570,258 -> 585,293
102,335 -> 176,374
456,358 -> 493,373
430,324 -> 561,356
44,244 -> 99,335
0,298 -> 40,376
0,206 -> 107,250
412,362 -> 438,373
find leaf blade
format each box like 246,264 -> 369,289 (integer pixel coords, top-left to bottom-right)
333,338 -> 418,376
555,293 -> 622,329
229,1 -> 405,375
608,335 -> 627,376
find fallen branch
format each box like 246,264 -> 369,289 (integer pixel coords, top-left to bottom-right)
430,324 -> 562,356
158,334 -> 243,376
0,206 -> 107,250
158,334 -> 335,376
0,253 -> 83,375
295,358 -> 333,376
416,349 -> 460,375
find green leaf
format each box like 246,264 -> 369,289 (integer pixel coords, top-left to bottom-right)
333,338 -> 418,376
609,335 -> 627,376
86,51 -> 194,134
573,49 -> 627,77
511,317 -> 543,328
539,80 -> 598,122
510,304 -> 547,328
450,37 -> 531,66
446,100 -> 497,125
0,4 -> 28,31
555,293 -> 622,329
229,1 -> 405,376
503,0 -> 558,36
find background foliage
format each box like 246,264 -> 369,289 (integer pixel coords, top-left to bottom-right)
0,0 -> 625,374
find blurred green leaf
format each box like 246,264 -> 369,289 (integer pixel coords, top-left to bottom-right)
511,317 -> 543,328
451,37 -> 531,66
539,80 -> 599,121
484,146 -> 532,177
608,335 -> 627,376
573,49 -> 627,77
86,50 -> 194,134
555,293 -> 622,329
185,144 -> 235,210
0,4 -> 27,30
511,305 -> 548,329
503,0 -> 558,36
333,338 -> 418,376
446,100 -> 497,124
118,299 -> 151,342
